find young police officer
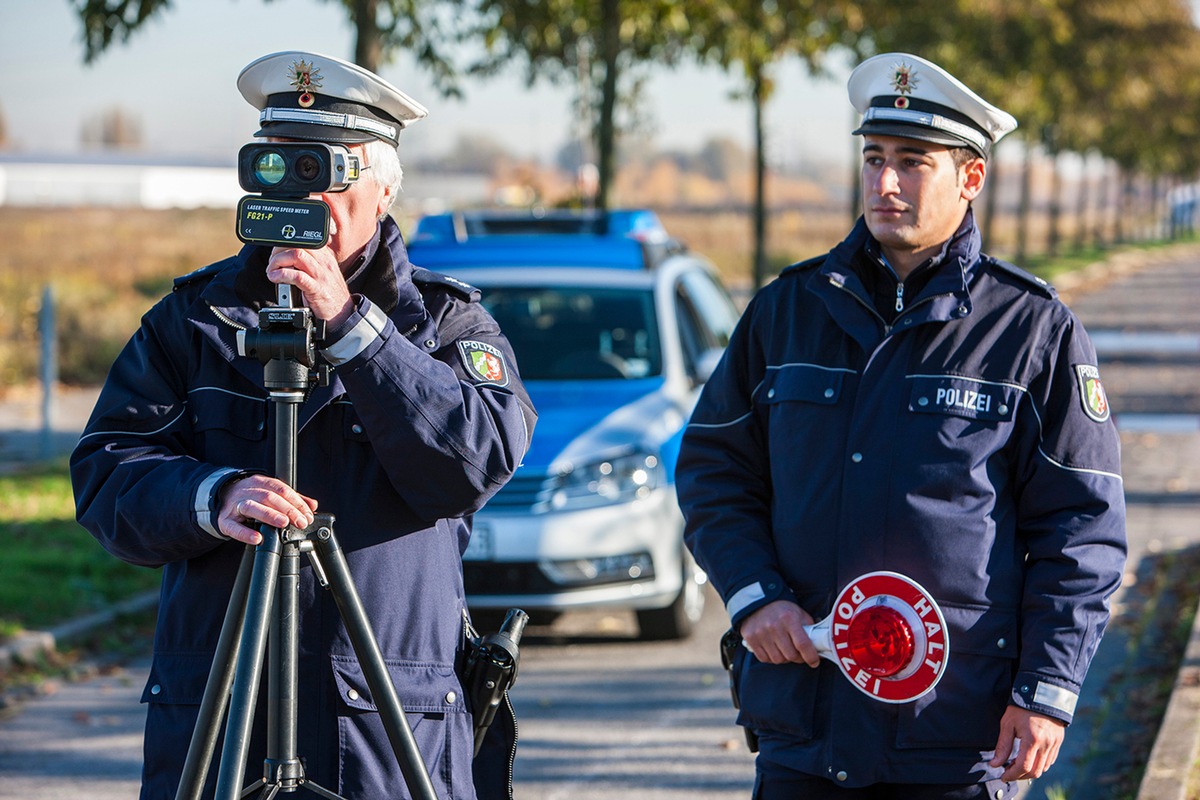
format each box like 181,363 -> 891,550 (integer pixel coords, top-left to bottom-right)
72,51 -> 535,799
677,53 -> 1126,799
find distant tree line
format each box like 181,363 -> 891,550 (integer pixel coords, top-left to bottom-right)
74,0 -> 1200,281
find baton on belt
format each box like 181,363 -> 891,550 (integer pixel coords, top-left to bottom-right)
463,608 -> 529,756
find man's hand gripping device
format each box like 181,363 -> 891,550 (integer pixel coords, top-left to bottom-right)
804,571 -> 949,703
724,571 -> 949,706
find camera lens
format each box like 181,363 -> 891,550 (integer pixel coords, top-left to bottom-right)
296,154 -> 321,183
252,152 -> 287,186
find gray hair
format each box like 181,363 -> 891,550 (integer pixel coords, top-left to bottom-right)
363,138 -> 404,218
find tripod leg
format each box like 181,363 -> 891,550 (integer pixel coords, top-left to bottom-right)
264,539 -> 305,792
214,528 -> 283,800
311,523 -> 439,800
174,546 -> 255,800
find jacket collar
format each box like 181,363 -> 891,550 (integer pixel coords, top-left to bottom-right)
828,209 -> 980,282
824,210 -> 981,302
816,210 -> 983,351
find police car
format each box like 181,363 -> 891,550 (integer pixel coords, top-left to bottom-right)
407,209 -> 740,639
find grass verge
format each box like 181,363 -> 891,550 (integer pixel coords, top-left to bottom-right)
0,459 -> 161,638
1053,545 -> 1200,799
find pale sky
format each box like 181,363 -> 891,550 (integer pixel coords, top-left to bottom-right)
0,0 -> 858,170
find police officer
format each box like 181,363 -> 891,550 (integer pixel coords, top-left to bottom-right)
71,51 -> 536,799
676,53 -> 1126,799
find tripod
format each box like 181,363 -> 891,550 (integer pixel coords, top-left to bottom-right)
174,283 -> 438,800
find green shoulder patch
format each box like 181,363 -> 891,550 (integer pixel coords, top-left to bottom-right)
1075,364 -> 1110,422
458,340 -> 509,386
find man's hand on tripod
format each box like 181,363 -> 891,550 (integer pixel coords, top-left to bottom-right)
267,246 -> 354,328
218,475 -> 318,545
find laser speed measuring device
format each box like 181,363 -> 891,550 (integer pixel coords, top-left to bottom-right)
235,142 -> 365,248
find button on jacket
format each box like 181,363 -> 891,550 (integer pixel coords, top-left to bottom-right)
676,215 -> 1125,787
71,217 -> 536,799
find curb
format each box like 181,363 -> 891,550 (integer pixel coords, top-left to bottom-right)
0,590 -> 159,673
1136,595 -> 1200,800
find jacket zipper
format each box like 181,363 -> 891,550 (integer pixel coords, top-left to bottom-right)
206,301 -> 247,331
829,279 -> 948,373
503,690 -> 519,800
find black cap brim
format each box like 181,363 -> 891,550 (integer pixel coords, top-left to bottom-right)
853,120 -> 987,157
253,121 -> 376,144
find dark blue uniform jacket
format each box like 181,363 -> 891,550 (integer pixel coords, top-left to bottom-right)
677,215 -> 1126,786
71,217 -> 536,799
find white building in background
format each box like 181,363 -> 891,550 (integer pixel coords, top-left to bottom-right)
0,153 -> 490,212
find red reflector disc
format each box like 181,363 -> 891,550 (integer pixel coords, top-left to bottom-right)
846,605 -> 914,677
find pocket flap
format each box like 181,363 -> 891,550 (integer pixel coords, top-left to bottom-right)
759,364 -> 847,405
330,656 -> 465,714
907,376 -> 1020,422
940,602 -> 1019,658
141,652 -> 216,704
190,390 -> 267,440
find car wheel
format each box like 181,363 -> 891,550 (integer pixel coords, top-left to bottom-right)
636,549 -> 706,641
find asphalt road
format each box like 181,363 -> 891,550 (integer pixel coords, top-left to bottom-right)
0,593 -> 752,800
2,244 -> 1199,799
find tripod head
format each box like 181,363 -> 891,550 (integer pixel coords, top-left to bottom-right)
237,284 -> 330,393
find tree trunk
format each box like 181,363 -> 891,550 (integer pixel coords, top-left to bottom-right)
1047,151 -> 1062,257
596,0 -> 621,212
352,0 -> 382,72
1114,168 -> 1129,245
981,142 -> 1001,251
1016,143 -> 1033,263
1094,160 -> 1111,249
849,107 -> 861,227
752,65 -> 768,290
1073,152 -> 1090,252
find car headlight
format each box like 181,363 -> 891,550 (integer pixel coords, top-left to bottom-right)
548,451 -> 663,511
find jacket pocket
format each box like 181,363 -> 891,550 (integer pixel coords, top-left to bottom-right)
331,656 -> 474,799
188,388 -> 267,460
758,363 -> 848,406
735,647 -> 820,741
336,399 -> 371,443
896,603 -> 1018,749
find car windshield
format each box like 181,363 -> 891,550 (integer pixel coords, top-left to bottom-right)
479,286 -> 662,380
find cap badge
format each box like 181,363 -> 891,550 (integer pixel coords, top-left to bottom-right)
288,59 -> 324,108
891,62 -> 919,108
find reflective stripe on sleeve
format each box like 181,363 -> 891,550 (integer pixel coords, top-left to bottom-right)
1033,681 -> 1079,716
196,467 -> 242,539
322,303 -> 390,366
727,581 -> 766,620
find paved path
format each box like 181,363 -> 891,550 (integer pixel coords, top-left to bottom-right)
1026,247 -> 1200,799
1,246 -> 1198,799
0,383 -> 99,471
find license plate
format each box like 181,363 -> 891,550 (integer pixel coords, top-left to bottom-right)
463,522 -> 494,561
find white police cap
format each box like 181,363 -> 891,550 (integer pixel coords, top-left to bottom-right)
848,53 -> 1017,158
238,50 -> 428,147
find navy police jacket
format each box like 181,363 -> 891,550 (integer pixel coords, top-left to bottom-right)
677,214 -> 1126,786
71,217 -> 536,799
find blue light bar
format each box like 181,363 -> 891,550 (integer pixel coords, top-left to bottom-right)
405,208 -> 680,270
407,235 -> 652,270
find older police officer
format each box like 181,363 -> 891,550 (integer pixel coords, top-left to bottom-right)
72,51 -> 535,799
677,53 -> 1126,799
